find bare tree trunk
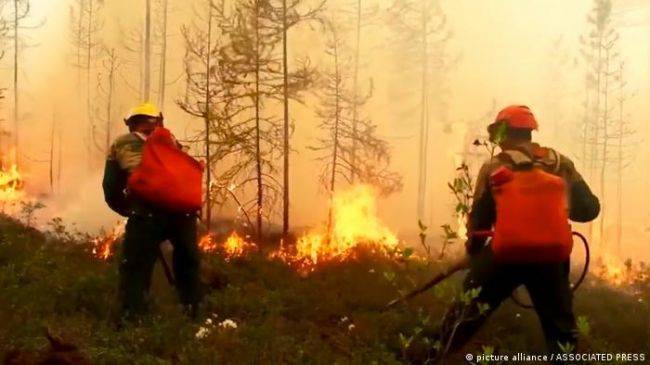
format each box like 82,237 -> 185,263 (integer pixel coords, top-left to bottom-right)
144,0 -> 152,101
281,0 -> 290,237
13,0 -> 19,165
349,0 -> 361,183
86,0 -> 94,167
616,63 -> 623,254
106,51 -> 116,154
204,4 -> 213,231
158,0 -> 168,108
327,39 -> 341,237
598,47 -> 610,246
254,0 -> 263,242
588,28 -> 604,243
616,108 -> 622,255
50,113 -> 55,193
57,125 -> 62,193
416,2 -> 429,221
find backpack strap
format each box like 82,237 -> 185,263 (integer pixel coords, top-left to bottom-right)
499,147 -> 562,174
498,149 -> 533,168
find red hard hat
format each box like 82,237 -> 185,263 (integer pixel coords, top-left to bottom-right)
494,105 -> 538,130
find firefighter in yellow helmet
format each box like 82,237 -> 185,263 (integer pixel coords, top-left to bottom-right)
102,102 -> 202,323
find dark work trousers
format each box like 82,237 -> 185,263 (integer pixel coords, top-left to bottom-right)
436,246 -> 577,359
118,212 -> 202,318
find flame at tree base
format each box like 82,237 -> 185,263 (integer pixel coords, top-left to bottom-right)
271,185 -> 400,273
92,220 -> 126,260
592,252 -> 648,288
199,231 -> 257,261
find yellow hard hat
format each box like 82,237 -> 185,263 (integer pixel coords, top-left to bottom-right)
124,102 -> 162,124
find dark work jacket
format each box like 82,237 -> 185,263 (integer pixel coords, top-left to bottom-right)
466,142 -> 600,255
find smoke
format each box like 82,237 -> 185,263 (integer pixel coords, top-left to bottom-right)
2,0 -> 649,260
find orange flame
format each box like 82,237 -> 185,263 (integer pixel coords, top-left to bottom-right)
199,232 -> 219,252
92,220 -> 126,260
0,163 -> 23,203
200,231 -> 257,261
272,185 -> 399,273
593,253 -> 635,287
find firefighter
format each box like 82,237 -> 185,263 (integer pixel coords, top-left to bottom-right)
409,105 -> 600,363
102,102 -> 202,321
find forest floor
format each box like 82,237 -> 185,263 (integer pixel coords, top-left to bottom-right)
0,214 -> 648,364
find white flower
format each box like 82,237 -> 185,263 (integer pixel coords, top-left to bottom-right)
340,316 -> 349,323
195,327 -> 210,339
205,318 -> 213,325
515,313 -> 521,318
219,319 -> 238,329
347,324 -> 355,331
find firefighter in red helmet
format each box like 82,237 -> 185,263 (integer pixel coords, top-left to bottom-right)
407,105 -> 600,364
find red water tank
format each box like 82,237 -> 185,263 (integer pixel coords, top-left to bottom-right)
490,166 -> 573,263
127,127 -> 204,213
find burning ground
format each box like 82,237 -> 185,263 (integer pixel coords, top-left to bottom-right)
0,207 -> 649,363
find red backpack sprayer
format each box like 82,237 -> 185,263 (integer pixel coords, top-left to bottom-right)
386,149 -> 592,310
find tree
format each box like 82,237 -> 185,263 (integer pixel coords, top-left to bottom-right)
9,0 -> 41,166
277,0 -> 323,237
579,0 -> 623,245
0,2 -> 9,158
386,0 -> 453,222
612,62 -> 636,253
69,0 -> 104,167
95,47 -> 121,155
143,0 -> 152,101
156,0 -> 169,108
311,19 -> 402,235
179,0 -> 254,230
223,0 -> 315,241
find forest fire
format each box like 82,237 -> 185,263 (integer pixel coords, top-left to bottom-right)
592,253 -> 641,287
199,231 -> 257,261
0,163 -> 24,203
272,185 -> 399,273
91,221 -> 126,260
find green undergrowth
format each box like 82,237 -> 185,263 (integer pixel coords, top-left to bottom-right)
0,215 -> 648,364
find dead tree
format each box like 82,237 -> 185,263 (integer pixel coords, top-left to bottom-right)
276,0 -> 323,237
612,62 -> 636,253
179,0 -> 253,230
579,0 -> 623,245
156,0 -> 169,108
9,0 -> 41,166
311,18 -> 402,234
143,0 -> 152,101
223,0 -> 315,241
95,47 -> 121,155
69,0 -> 103,167
0,3 -> 9,157
386,0 -> 452,222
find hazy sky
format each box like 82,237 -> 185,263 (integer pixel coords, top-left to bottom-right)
6,0 -> 650,259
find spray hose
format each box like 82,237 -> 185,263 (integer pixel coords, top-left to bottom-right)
384,231 -> 591,310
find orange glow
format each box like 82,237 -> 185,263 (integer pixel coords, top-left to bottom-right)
593,254 -> 634,287
0,163 -> 23,203
271,185 -> 399,273
92,220 -> 126,260
199,232 -> 219,252
199,231 -> 257,261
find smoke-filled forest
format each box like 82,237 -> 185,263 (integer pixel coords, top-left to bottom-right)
0,0 -> 649,364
